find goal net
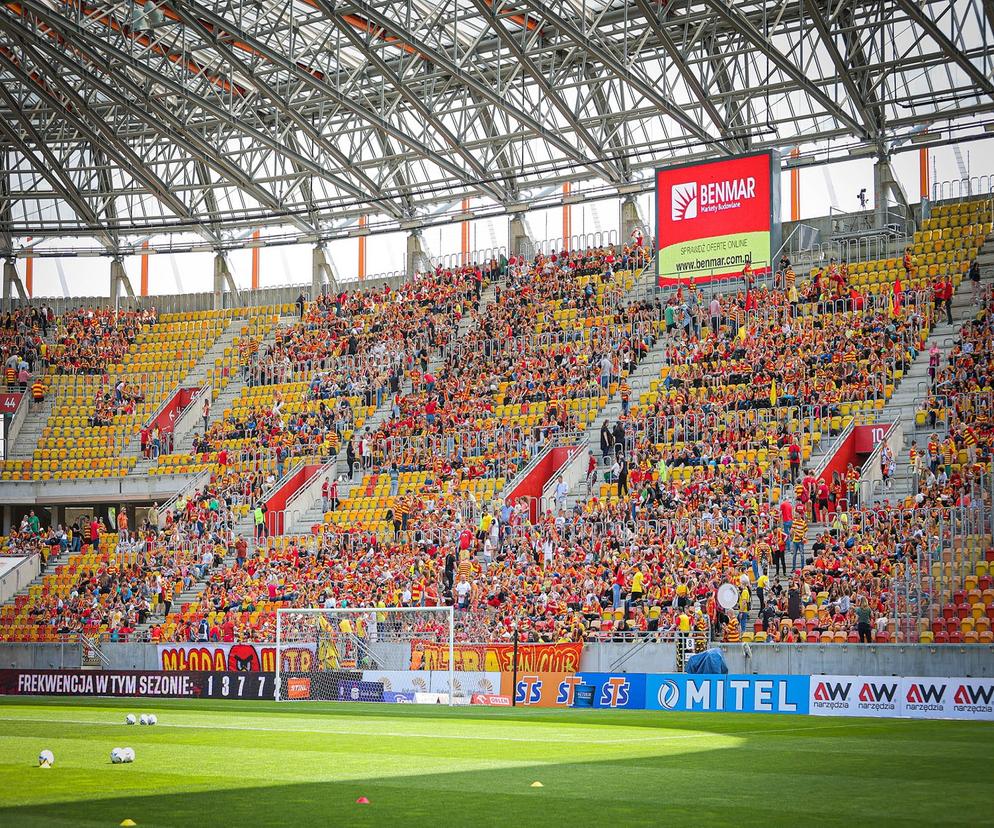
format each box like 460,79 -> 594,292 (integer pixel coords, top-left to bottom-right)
275,606 -> 457,704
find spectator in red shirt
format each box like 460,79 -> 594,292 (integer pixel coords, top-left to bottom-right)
801,470 -> 818,521
612,565 -> 625,610
787,438 -> 802,482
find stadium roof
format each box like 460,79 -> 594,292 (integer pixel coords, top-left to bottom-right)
1,0 -> 993,256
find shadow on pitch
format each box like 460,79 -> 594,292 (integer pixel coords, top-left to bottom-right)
0,756 -> 707,828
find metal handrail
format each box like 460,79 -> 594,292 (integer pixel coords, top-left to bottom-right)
158,467 -> 212,527
813,420 -> 856,479
80,633 -> 110,668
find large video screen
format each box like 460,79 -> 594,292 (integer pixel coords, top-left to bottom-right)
655,151 -> 780,283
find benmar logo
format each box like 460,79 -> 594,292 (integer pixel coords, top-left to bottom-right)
671,176 -> 757,221
671,182 -> 697,221
514,676 -> 543,705
599,677 -> 630,707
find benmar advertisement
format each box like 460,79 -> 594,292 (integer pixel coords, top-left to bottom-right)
655,151 -> 780,284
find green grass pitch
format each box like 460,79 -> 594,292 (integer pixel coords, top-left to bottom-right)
0,697 -> 991,826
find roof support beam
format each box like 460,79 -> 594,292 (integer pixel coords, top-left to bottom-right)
893,0 -> 994,101
467,0 -> 623,182
313,0 -> 508,204
8,1 -> 367,225
0,75 -> 112,247
471,94 -> 520,199
347,1 -> 618,182
0,23 -> 212,238
698,0 -> 868,137
630,0 -> 740,152
169,0 -> 494,200
515,0 -> 735,156
804,0 -> 879,140
163,1 -> 408,222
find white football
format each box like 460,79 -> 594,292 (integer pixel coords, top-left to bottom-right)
111,748 -> 125,764
38,749 -> 54,767
125,714 -> 136,725
147,714 -> 157,725
139,714 -> 149,726
123,748 -> 135,763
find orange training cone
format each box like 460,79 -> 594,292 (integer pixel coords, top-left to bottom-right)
356,797 -> 370,805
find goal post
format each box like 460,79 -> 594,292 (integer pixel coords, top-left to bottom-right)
275,606 -> 456,705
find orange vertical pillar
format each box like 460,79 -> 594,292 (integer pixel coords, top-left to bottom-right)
461,198 -> 470,265
251,230 -> 260,290
25,256 -> 33,298
140,240 -> 149,296
358,215 -> 367,280
563,182 -> 572,245
790,147 -> 800,222
919,148 -> 929,200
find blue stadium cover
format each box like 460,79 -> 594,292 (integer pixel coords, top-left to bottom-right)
686,649 -> 728,675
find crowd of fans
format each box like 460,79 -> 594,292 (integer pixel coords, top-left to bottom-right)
328,245 -> 655,505
49,307 -> 157,374
187,267 -> 487,474
154,234 -> 990,647
0,307 -> 47,383
0,478 -> 238,642
914,287 -> 993,510
0,204 -> 990,647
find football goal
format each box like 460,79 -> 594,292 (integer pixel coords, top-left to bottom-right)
275,606 -> 457,704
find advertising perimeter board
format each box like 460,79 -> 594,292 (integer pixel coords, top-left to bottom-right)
656,151 -> 781,284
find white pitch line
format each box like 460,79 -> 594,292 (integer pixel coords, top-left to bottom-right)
0,714 -> 870,746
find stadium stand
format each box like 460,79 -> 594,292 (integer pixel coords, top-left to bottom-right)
0,196 -> 991,648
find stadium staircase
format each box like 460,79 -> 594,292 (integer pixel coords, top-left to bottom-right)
800,224 -> 994,517
274,277 -> 505,538
152,314 -> 287,462
5,318 -> 60,461
5,398 -> 54,461
126,315 -> 252,470
564,239 -> 897,510
869,239 -> 994,505
563,334 -> 669,510
127,278 -> 507,637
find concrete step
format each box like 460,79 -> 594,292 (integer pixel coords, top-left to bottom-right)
847,231 -> 994,508
6,546 -> 73,602
123,316 -> 252,458
171,360 -> 273,458
183,321 -> 250,384
6,400 -> 54,460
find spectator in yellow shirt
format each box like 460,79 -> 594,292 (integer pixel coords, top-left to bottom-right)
756,573 -> 769,612
631,568 -> 645,605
